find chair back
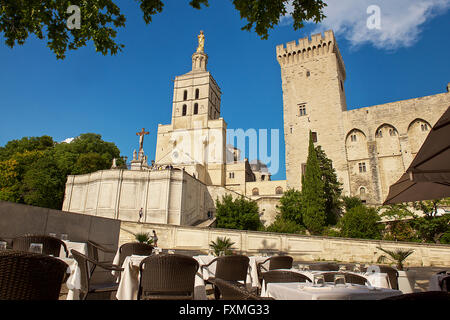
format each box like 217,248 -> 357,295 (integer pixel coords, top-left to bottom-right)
215,255 -> 250,282
0,250 -> 68,300
262,270 -> 311,291
440,275 -> 450,292
268,256 -> 293,270
308,262 -> 339,271
70,250 -> 92,296
12,235 -> 69,257
119,242 -> 154,266
138,254 -> 199,300
214,278 -> 268,300
321,272 -> 368,285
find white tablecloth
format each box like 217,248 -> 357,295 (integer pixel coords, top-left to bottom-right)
58,241 -> 88,300
115,255 -> 207,300
259,269 -> 392,296
60,240 -> 88,258
264,282 -> 403,300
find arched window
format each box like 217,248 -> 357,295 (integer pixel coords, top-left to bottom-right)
252,188 -> 259,196
359,187 -> 366,196
182,104 -> 187,116
195,89 -> 200,99
183,90 -> 188,101
275,187 -> 283,195
194,103 -> 198,115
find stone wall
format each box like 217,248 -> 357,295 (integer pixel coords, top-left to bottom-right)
119,220 -> 450,267
63,168 -> 210,226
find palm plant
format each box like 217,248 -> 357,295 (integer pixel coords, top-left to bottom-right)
209,237 -> 235,256
135,232 -> 153,245
376,247 -> 414,270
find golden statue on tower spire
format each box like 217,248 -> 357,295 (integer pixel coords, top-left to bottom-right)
197,30 -> 205,53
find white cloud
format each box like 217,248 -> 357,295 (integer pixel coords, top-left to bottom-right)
283,0 -> 450,50
62,137 -> 75,144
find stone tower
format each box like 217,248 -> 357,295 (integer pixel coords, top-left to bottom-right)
276,30 -> 350,192
155,31 -> 227,186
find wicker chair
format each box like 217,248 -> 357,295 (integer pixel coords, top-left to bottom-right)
262,270 -> 311,292
12,235 -> 69,257
86,240 -> 116,277
382,291 -> 450,300
307,262 -> 340,271
201,255 -> 250,300
138,254 -> 199,300
71,249 -> 123,300
440,275 -> 450,292
118,242 -> 154,267
214,278 -> 274,300
256,256 -> 294,291
321,272 -> 368,285
0,250 -> 68,300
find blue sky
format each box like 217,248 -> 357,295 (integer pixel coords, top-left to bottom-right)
0,0 -> 449,180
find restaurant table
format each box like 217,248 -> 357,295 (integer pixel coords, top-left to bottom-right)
115,255 -> 208,300
259,269 -> 392,296
264,282 -> 403,300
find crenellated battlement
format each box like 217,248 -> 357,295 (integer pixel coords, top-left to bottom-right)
276,30 -> 345,78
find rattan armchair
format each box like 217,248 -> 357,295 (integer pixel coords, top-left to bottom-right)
307,262 -> 340,271
118,242 -> 154,267
86,240 -> 116,277
0,250 -> 68,300
12,235 -> 69,257
214,278 -> 274,300
201,255 -> 250,300
321,272 -> 368,285
257,256 -> 293,290
71,249 -> 124,300
261,270 -> 311,292
138,254 -> 199,300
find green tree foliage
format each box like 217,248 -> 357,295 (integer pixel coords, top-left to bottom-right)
315,145 -> 342,225
301,131 -> 326,234
342,196 -> 363,212
215,195 -> 262,231
0,133 -> 122,209
266,216 -> 306,234
410,199 -> 450,244
0,0 -> 326,59
380,204 -> 418,242
276,188 -> 303,225
338,205 -> 384,240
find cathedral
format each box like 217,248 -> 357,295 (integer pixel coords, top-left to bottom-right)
62,30 -> 450,226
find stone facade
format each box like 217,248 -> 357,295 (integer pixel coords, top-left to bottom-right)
62,34 -> 285,226
277,30 -> 450,204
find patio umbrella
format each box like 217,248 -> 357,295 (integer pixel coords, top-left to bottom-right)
384,106 -> 450,204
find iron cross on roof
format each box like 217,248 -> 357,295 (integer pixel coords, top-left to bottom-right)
136,128 -> 149,152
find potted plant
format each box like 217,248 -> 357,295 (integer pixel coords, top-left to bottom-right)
209,237 -> 235,256
135,232 -> 154,245
376,247 -> 416,293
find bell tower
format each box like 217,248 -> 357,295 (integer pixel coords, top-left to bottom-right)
155,31 -> 227,186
